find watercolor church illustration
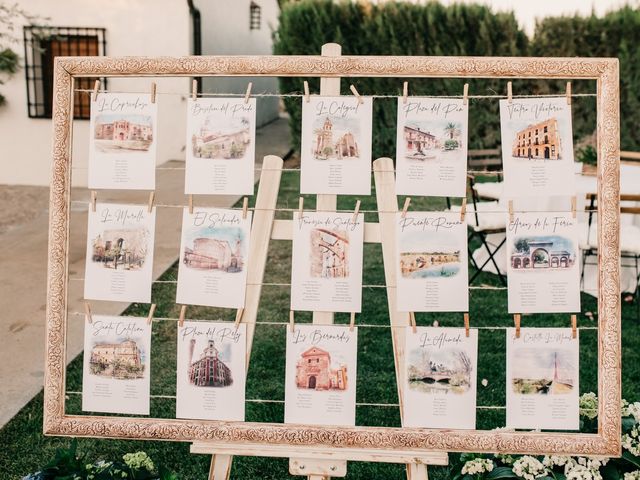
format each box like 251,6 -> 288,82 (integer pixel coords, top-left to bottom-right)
187,339 -> 233,387
313,117 -> 359,160
295,347 -> 348,391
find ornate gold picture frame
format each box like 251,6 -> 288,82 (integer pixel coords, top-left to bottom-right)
44,55 -> 621,457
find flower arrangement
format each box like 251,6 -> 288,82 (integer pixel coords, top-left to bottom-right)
22,439 -> 177,480
453,393 -> 640,480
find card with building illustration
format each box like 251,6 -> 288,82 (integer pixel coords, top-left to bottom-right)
82,315 -> 152,415
507,211 -> 580,313
395,211 -> 469,312
506,327 -> 579,430
395,98 -> 468,197
300,96 -> 373,195
84,202 -> 156,303
500,97 -> 576,198
290,211 -> 364,313
185,97 -> 256,195
176,207 -> 252,309
176,321 -> 246,421
284,324 -> 358,426
88,93 -> 157,190
403,327 -> 478,429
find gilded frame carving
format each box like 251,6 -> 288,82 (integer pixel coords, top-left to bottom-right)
44,55 -> 621,456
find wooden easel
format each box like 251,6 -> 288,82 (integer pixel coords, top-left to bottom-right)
192,44 -> 446,480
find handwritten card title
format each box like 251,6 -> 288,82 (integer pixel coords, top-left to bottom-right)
508,215 -> 574,235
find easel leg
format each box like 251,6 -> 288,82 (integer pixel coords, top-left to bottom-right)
408,464 -> 428,480
208,454 -> 232,480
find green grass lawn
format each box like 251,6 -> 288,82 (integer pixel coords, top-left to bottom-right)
1,168 -> 639,479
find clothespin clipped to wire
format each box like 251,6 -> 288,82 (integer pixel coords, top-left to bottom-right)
289,310 -> 295,333
90,190 -> 97,213
148,191 -> 155,213
402,81 -> 409,104
303,81 -> 310,103
84,301 -> 93,324
571,314 -> 577,339
571,196 -> 577,219
92,79 -> 100,102
352,199 -> 361,223
463,83 -> 469,106
244,82 -> 253,104
349,312 -> 356,332
150,82 -> 157,104
178,305 -> 187,328
235,308 -> 244,331
188,194 -> 194,215
566,82 -> 572,106
464,312 -> 470,338
507,81 -> 513,104
401,197 -> 411,218
349,85 -> 363,105
460,197 -> 467,222
514,313 -> 521,338
147,303 -> 156,325
409,312 -> 417,334
298,197 -> 304,218
192,79 -> 198,101
508,200 -> 514,223
242,197 -> 249,219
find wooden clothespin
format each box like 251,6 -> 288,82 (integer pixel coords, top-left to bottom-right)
192,79 -> 198,101
298,197 -> 304,218
507,81 -> 513,104
402,81 -> 409,105
244,82 -> 253,104
401,197 -> 411,218
92,79 -> 100,102
147,303 -> 156,325
178,305 -> 187,328
464,312 -> 470,338
349,312 -> 356,332
235,308 -> 244,330
460,197 -> 467,222
242,197 -> 249,219
147,191 -> 155,213
409,312 -> 417,334
150,82 -> 157,104
514,313 -> 521,338
188,194 -> 194,215
303,81 -> 310,103
90,190 -> 97,213
508,200 -> 514,223
566,82 -> 572,105
289,310 -> 295,333
571,314 -> 577,339
349,85 -> 363,105
571,195 -> 577,219
352,199 -> 361,223
84,301 -> 93,324
463,83 -> 469,106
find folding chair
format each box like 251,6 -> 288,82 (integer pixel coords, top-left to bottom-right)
448,174 -> 507,285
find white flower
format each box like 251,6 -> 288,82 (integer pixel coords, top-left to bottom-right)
623,425 -> 640,456
481,378 -> 489,387
622,400 -> 640,422
494,453 -> 516,465
542,455 -> 571,468
579,392 -> 598,420
624,471 -> 640,480
512,456 -> 548,480
461,458 -> 495,475
432,320 -> 439,327
563,457 -> 607,480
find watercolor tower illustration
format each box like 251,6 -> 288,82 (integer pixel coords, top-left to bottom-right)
89,339 -> 144,379
313,117 -> 359,160
310,228 -> 349,278
295,347 -> 348,391
511,118 -> 561,160
187,339 -> 233,387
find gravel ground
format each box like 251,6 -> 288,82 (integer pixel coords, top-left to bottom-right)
0,185 -> 49,235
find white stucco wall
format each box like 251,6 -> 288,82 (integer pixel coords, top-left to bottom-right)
0,0 -> 191,186
196,0 -> 280,127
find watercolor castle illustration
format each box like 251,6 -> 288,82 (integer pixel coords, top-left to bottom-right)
183,232 -> 244,272
312,117 -> 359,160
187,339 -> 233,387
511,117 -> 562,160
89,339 -> 144,380
511,348 -> 575,395
295,347 -> 348,391
407,347 -> 472,394
94,114 -> 153,153
403,121 -> 462,161
191,116 -> 251,160
510,236 -> 575,270
399,250 -> 461,278
310,228 -> 350,278
91,228 -> 149,270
